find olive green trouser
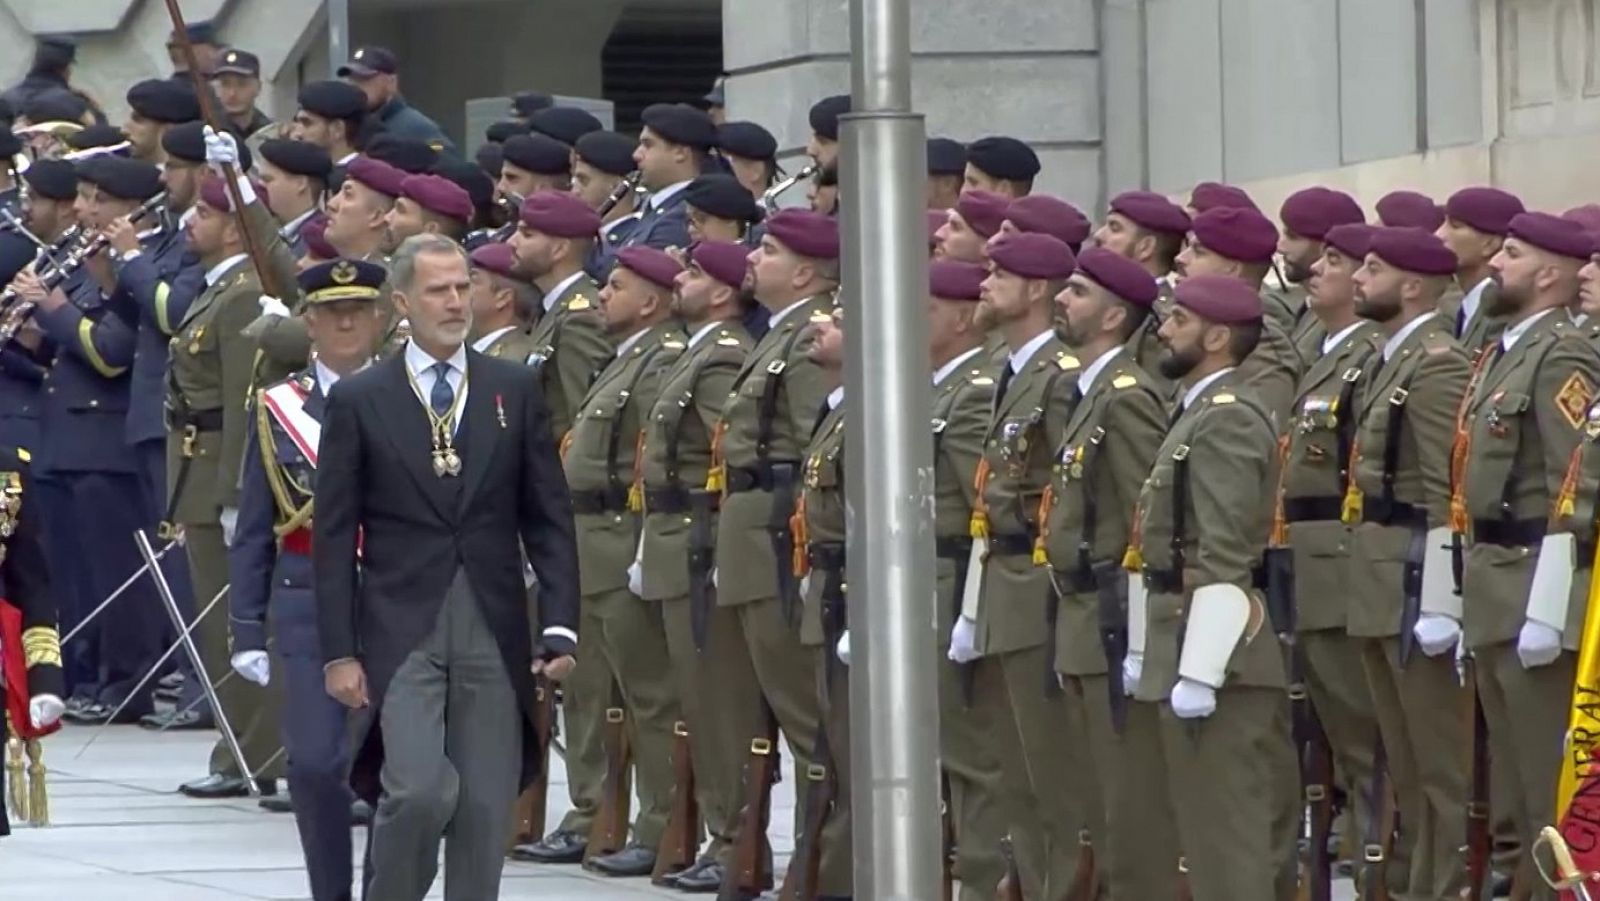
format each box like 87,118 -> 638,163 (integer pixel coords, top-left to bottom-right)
660,593 -> 744,858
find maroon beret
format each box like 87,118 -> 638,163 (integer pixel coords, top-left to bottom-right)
1189,181 -> 1258,213
1006,194 -> 1091,249
926,210 -> 946,250
198,175 -> 271,215
1190,206 -> 1279,264
345,155 -> 407,199
1376,190 -> 1444,231
519,190 -> 602,238
1367,226 -> 1458,276
1279,187 -> 1365,241
1508,211 -> 1594,261
616,245 -> 684,290
690,240 -> 750,290
765,208 -> 840,260
400,173 -> 473,224
301,216 -> 336,260
988,232 -> 1076,280
954,190 -> 1008,239
1075,247 -> 1157,308
470,242 -> 524,281
1323,223 -> 1375,260
1565,205 -> 1600,257
1108,190 -> 1191,236
929,259 -> 986,302
1173,274 -> 1263,324
1444,186 -> 1524,236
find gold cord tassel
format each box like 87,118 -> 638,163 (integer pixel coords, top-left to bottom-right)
25,739 -> 46,826
6,735 -> 27,824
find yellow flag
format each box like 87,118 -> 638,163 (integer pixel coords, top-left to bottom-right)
1555,539 -> 1600,863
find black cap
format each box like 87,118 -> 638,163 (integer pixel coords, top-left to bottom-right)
126,79 -> 200,124
574,130 -> 636,177
501,133 -> 571,176
260,138 -> 333,179
363,133 -> 438,174
22,159 -> 75,201
530,106 -> 604,148
512,91 -> 554,118
684,173 -> 759,223
927,137 -> 966,176
475,142 -> 503,179
170,21 -> 219,46
21,88 -> 87,125
967,136 -> 1040,182
432,158 -> 495,222
298,80 -> 367,120
299,259 -> 388,304
65,124 -> 128,155
34,36 -> 76,70
716,121 -> 777,162
640,103 -> 717,150
161,121 -> 253,171
212,48 -> 261,78
337,46 -> 398,79
82,156 -> 163,201
485,119 -> 532,144
809,94 -> 851,141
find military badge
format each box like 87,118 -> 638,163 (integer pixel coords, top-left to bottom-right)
1556,372 -> 1595,430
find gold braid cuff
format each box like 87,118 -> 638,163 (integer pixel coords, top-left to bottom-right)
21,627 -> 61,668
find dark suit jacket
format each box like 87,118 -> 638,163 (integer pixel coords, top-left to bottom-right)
313,350 -> 579,797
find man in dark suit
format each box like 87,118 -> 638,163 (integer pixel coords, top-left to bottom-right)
314,232 -> 579,900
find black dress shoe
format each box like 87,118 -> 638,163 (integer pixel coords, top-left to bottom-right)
179,774 -> 252,798
672,859 -> 728,893
66,700 -> 150,725
259,792 -> 293,813
587,841 -> 657,877
144,708 -> 214,731
1492,868 -> 1514,898
64,695 -> 94,716
350,799 -> 373,826
510,829 -> 587,863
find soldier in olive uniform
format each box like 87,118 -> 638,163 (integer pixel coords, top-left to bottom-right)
1131,274 -> 1294,901
934,191 -> 1008,367
561,246 -> 687,876
946,231 -> 1087,898
466,243 -> 539,362
1036,249 -> 1170,900
1276,221 -> 1390,892
1459,214 -> 1600,898
633,241 -> 755,891
1176,206 -> 1304,429
1346,227 -> 1472,900
925,259 -> 1008,900
1437,187 -> 1525,355
1090,190 -> 1192,398
508,191 -> 620,864
712,209 -> 847,897
1276,187 -> 1366,361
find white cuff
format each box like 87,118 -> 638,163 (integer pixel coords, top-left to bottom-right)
542,626 -> 578,646
234,173 -> 258,207
959,538 -> 986,620
1176,583 -> 1250,689
1127,571 -> 1148,655
1526,532 -> 1576,632
1419,526 -> 1461,618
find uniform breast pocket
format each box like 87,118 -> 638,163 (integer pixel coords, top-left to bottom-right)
997,415 -> 1042,478
181,320 -> 219,365
1294,396 -> 1342,467
576,402 -> 619,458
1472,391 -> 1530,488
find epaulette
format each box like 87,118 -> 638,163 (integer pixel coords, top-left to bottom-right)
1112,373 -> 1138,389
566,294 -> 592,312
716,332 -> 742,347
971,373 -> 994,386
808,310 -> 833,324
1212,393 -> 1236,405
662,339 -> 686,350
1055,352 -> 1080,370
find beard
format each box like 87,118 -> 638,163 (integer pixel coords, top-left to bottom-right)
1157,342 -> 1202,380
1284,259 -> 1314,285
1054,312 -> 1091,348
1354,292 -> 1401,323
1484,279 -> 1522,317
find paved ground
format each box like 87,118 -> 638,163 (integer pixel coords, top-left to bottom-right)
7,721 -> 1362,899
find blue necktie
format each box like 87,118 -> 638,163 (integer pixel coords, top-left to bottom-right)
430,362 -> 454,419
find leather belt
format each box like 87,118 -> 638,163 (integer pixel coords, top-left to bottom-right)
1472,517 -> 1546,548
1362,500 -> 1426,528
986,533 -> 1034,557
570,488 -> 629,515
725,463 -> 800,494
935,535 -> 973,561
644,485 -> 697,514
166,407 -> 224,432
1283,496 -> 1342,524
807,542 -> 846,572
1143,568 -> 1182,593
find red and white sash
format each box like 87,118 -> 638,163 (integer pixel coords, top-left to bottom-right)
261,381 -> 322,467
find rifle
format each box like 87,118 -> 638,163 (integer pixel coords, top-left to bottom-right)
1091,559 -> 1129,733
718,712 -> 779,901
996,835 -> 1024,901
768,463 -> 801,626
782,569 -> 844,901
687,491 -> 716,651
652,720 -> 701,884
941,773 -> 956,901
1360,741 -> 1395,901
1398,524 -> 1427,666
584,685 -> 632,862
1465,659 -> 1492,900
1066,830 -> 1097,901
1176,856 -> 1194,901
508,678 -> 557,852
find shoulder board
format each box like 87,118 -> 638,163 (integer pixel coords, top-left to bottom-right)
1212,393 -> 1236,405
1112,374 -> 1138,389
808,310 -> 833,324
717,334 -> 742,347
971,375 -> 995,386
16,448 -> 28,463
662,339 -> 686,350
566,295 -> 592,312
1055,352 -> 1080,370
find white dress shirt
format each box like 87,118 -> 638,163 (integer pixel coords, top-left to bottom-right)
541,271 -> 588,315
826,386 -> 845,411
1458,277 -> 1492,331
687,319 -> 725,349
933,346 -> 984,386
649,180 -> 691,211
1076,346 -> 1123,396
1321,321 -> 1365,356
1500,307 -> 1556,352
1382,311 -> 1439,362
204,253 -> 250,287
1008,329 -> 1056,375
1182,366 -> 1236,410
766,296 -> 815,332
472,326 -> 518,353
405,339 -> 470,434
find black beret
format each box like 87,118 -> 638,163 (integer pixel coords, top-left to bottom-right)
297,80 -> 367,120
432,157 -> 495,221
159,121 -> 252,171
475,142 -> 503,179
23,88 -> 87,125
685,173 -> 759,222
22,158 -> 77,201
501,133 -> 571,175
967,136 -> 1040,182
260,138 -> 332,179
126,79 -> 199,124
529,107 -> 604,147
640,103 -> 717,150
485,119 -> 532,144
512,91 -> 554,118
363,133 -> 438,174
574,130 -> 637,177
66,124 -> 128,152
34,37 -> 76,71
716,121 -> 777,161
82,156 -> 163,201
927,137 -> 966,176
809,94 -> 851,141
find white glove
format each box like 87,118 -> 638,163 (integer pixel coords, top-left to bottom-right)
627,558 -> 643,596
947,616 -> 982,663
1121,651 -> 1143,697
220,506 -> 239,547
800,574 -> 812,600
203,126 -> 240,170
258,294 -> 291,318
711,567 -> 719,589
1169,677 -> 1217,719
29,694 -> 64,729
1413,613 -> 1462,658
836,630 -> 851,665
230,650 -> 271,686
1517,619 -> 1563,670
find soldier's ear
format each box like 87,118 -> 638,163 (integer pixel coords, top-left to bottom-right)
1132,233 -> 1157,265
